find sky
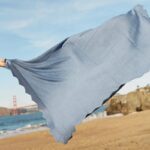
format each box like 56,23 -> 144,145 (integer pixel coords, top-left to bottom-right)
0,0 -> 150,108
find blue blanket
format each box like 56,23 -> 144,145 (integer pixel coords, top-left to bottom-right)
4,5 -> 150,143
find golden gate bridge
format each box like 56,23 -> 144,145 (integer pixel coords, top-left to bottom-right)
12,95 -> 38,115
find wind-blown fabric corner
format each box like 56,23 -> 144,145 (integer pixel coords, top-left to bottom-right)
4,5 -> 150,143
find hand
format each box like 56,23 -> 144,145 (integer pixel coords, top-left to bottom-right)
0,58 -> 6,67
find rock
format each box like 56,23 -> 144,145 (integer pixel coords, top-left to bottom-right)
105,85 -> 150,115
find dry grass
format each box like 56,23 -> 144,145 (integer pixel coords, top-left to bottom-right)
0,110 -> 150,150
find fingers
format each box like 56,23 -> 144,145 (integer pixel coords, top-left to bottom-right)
0,58 -> 6,67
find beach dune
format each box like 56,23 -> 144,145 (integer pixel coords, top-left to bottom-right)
0,110 -> 150,150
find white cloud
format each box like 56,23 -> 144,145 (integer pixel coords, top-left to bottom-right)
72,0 -> 114,12
0,19 -> 33,30
30,38 -> 58,49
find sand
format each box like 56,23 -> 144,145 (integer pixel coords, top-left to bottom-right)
0,110 -> 150,150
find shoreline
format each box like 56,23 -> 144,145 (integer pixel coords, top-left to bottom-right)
0,126 -> 48,139
0,112 -> 123,140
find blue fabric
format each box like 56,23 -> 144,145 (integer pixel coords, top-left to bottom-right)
4,5 -> 150,143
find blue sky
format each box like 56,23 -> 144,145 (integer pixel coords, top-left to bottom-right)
0,0 -> 150,108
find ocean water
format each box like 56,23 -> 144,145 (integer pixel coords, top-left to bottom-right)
0,106 -> 106,137
0,112 -> 46,134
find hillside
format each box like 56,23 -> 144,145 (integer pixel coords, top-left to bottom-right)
0,107 -> 11,116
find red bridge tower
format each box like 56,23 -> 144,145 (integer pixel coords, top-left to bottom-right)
12,95 -> 18,115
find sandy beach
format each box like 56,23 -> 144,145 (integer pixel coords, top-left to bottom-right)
0,110 -> 150,150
